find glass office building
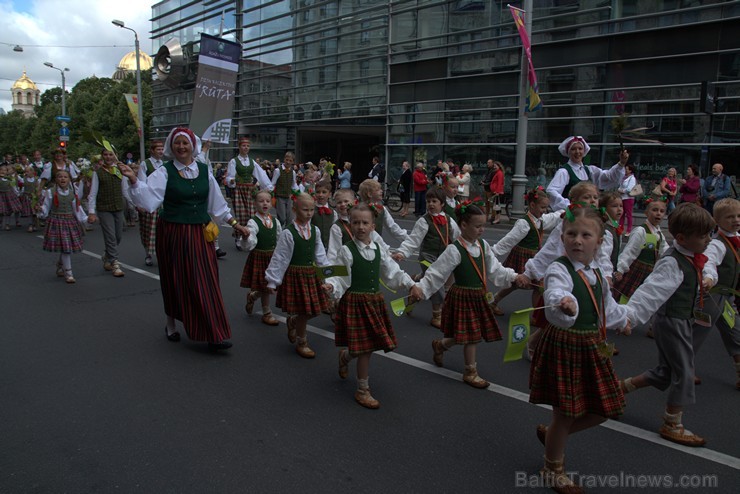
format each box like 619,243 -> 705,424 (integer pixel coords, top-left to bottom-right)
150,0 -> 740,189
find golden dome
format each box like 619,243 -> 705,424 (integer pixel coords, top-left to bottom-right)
117,50 -> 153,71
11,71 -> 38,91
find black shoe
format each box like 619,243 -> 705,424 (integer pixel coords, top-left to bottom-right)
165,327 -> 180,342
145,255 -> 154,266
216,248 -> 227,258
208,341 -> 233,351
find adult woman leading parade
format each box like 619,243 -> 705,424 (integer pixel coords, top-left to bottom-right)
119,127 -> 249,351
546,136 -> 629,211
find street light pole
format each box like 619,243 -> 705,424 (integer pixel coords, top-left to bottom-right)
43,62 -> 69,116
112,19 -> 146,164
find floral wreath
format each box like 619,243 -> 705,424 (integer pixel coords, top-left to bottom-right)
524,185 -> 545,203
455,197 -> 485,214
289,188 -> 302,202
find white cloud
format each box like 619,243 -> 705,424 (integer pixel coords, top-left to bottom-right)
0,0 -> 154,112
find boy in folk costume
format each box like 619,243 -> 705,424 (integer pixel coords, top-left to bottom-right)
358,179 -> 408,246
137,140 -> 165,266
271,151 -> 299,227
310,180 -> 336,255
225,136 -> 274,250
623,203 -> 716,447
0,163 -> 22,231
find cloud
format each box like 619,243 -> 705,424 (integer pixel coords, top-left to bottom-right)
0,0 -> 153,112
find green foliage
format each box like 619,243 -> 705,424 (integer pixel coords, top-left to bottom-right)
0,73 -> 152,162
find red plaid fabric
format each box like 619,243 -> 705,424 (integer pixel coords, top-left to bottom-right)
240,249 -> 273,290
503,245 -> 538,273
613,259 -> 654,300
0,190 -> 21,215
334,292 -> 397,355
276,265 -> 330,316
18,194 -> 33,217
138,210 -> 158,255
529,323 -> 625,418
441,285 -> 502,344
233,183 -> 257,225
42,213 -> 84,253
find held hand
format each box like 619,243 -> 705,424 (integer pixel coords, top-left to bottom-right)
391,252 -> 404,262
118,164 -> 137,183
702,277 -> 715,290
619,149 -> 629,165
409,285 -> 424,304
619,319 -> 632,336
559,296 -> 577,316
322,283 -> 333,295
235,224 -> 250,237
514,274 -> 530,289
614,272 -> 623,282
88,214 -> 98,224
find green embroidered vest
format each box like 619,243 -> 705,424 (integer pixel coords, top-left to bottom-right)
519,214 -> 543,251
660,250 -> 698,320
235,157 -> 255,184
453,240 -> 486,288
159,161 -> 210,224
275,166 -> 293,198
605,223 -> 621,272
443,199 -> 457,218
555,256 -> 601,330
288,224 -> 316,266
373,207 -> 385,236
716,235 -> 739,290
561,164 -> 592,200
420,214 -> 451,259
311,205 -> 334,249
346,241 -> 380,294
51,186 -> 75,214
145,158 -> 157,176
335,219 -> 352,245
95,168 -> 124,212
636,224 -> 662,265
254,215 -> 277,251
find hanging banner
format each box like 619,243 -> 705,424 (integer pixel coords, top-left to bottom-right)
189,33 -> 240,144
123,94 -> 141,137
509,6 -> 543,112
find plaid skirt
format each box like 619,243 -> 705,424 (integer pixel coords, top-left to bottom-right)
504,245 -> 538,274
441,285 -> 502,344
613,259 -> 653,300
240,248 -> 273,290
156,220 -> 231,342
335,291 -> 397,355
43,213 -> 84,253
529,324 -> 625,418
233,183 -> 257,225
138,210 -> 158,254
0,190 -> 21,215
19,194 -> 33,217
276,265 -> 330,316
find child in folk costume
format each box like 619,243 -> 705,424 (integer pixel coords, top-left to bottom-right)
19,165 -> 39,232
0,163 -> 22,231
490,186 -> 561,316
393,187 -> 460,328
358,179 -> 408,246
530,206 -> 631,494
409,202 -> 528,388
622,203 -> 715,447
694,198 -> 740,390
326,188 -> 389,263
442,175 -> 460,217
310,180 -> 337,255
242,190 -> 282,326
599,191 -> 624,276
137,140 -> 165,266
265,192 -> 331,358
325,204 -> 415,409
37,170 -> 94,283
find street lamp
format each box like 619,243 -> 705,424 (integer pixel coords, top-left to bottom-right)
112,19 -> 146,164
43,62 -> 70,116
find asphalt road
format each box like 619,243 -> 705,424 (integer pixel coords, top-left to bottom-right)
1,216 -> 738,493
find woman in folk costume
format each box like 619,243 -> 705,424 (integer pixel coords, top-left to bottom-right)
120,127 -> 249,351
545,136 -> 629,212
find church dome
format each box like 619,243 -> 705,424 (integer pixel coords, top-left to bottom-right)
11,71 -> 38,91
117,50 -> 153,71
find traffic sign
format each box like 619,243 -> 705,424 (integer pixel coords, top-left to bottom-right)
55,115 -> 71,122
60,135 -> 69,142
59,127 -> 70,137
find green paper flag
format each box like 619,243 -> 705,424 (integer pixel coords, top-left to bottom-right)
315,265 -> 349,280
504,309 -> 531,362
619,294 -> 629,305
390,297 -> 414,316
420,260 -> 432,268
723,299 -> 737,327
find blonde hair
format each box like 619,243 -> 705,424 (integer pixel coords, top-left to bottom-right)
712,198 -> 740,222
255,189 -> 272,202
334,187 -> 355,201
568,181 -> 599,201
343,161 -> 352,170
358,178 -> 381,201
293,192 -> 315,206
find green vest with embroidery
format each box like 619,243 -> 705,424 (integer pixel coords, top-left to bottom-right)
562,164 -> 592,200
312,206 -> 334,249
518,214 -> 543,251
716,235 -> 739,290
145,158 -> 158,176
346,241 -> 380,294
160,161 -> 210,224
51,186 -> 75,215
556,257 -> 601,330
660,249 -> 698,319
453,240 -> 486,288
288,224 -> 316,266
95,168 -> 124,212
254,215 -> 277,251
373,207 -> 385,236
275,166 -> 293,198
636,224 -> 661,265
420,214 -> 451,259
335,219 -> 352,245
0,178 -> 11,193
443,199 -> 457,218
605,223 -> 621,271
235,157 -> 255,184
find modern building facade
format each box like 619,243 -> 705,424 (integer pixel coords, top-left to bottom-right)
149,0 -> 740,188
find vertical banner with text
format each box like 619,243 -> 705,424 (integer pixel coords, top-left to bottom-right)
123,94 -> 141,137
189,33 -> 240,143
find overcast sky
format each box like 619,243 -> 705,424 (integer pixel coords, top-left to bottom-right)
0,0 -> 154,113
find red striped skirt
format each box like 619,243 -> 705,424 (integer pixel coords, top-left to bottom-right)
276,265 -> 330,316
43,213 -> 84,253
233,183 -> 257,225
613,259 -> 653,300
138,210 -> 158,254
335,292 -> 396,355
441,285 -> 502,344
156,220 -> 231,342
0,190 -> 21,215
529,324 -> 625,418
19,194 -> 33,217
240,248 -> 273,290
503,245 -> 537,274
